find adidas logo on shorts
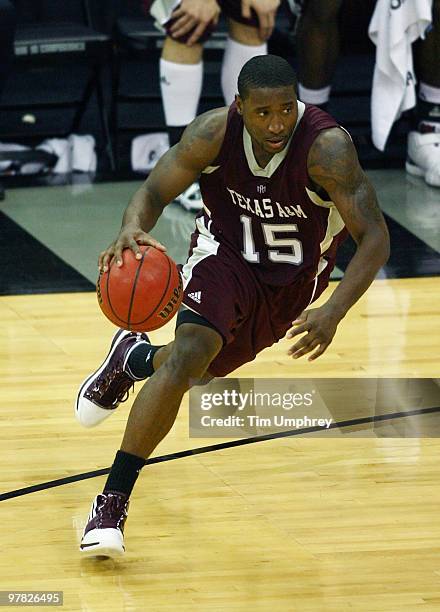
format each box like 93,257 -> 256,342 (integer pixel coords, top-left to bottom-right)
188,291 -> 201,304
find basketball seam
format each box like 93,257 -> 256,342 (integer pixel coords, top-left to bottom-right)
127,247 -> 150,329
105,267 -> 128,326
130,253 -> 172,326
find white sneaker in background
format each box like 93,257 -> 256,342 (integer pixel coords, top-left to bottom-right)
406,131 -> 440,188
174,182 -> 204,212
131,133 -> 169,173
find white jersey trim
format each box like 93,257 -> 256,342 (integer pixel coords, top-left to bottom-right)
181,216 -> 219,291
306,187 -> 345,254
202,165 -> 220,175
180,303 -> 204,317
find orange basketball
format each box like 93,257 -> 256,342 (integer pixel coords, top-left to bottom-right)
97,246 -> 183,332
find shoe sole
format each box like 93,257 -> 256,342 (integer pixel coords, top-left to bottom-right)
80,544 -> 125,559
75,329 -> 132,427
405,159 -> 425,177
406,160 -> 440,186
80,530 -> 125,559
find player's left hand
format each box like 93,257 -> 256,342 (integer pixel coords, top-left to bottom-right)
242,0 -> 280,41
286,304 -> 344,361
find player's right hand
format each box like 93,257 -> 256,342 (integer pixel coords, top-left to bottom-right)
98,226 -> 166,272
241,0 -> 280,41
170,0 -> 220,46
286,303 -> 343,361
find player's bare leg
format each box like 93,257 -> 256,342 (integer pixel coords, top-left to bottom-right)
120,324 -> 221,457
227,18 -> 266,45
295,0 -> 343,106
79,323 -> 222,558
407,0 -> 440,187
160,37 -> 206,210
162,35 -> 202,64
414,0 -> 440,90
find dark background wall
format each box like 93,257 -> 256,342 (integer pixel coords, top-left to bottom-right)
1,0 -> 409,177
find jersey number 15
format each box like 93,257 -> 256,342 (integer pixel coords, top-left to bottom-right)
240,214 -> 304,265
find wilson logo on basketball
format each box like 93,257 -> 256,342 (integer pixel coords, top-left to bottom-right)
158,273 -> 183,320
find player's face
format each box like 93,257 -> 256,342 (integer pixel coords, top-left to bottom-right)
237,85 -> 298,159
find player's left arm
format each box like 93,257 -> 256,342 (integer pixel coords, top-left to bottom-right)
287,127 -> 390,360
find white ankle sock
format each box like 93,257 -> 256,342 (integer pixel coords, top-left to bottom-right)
221,38 -> 267,105
298,83 -> 331,105
159,58 -> 203,126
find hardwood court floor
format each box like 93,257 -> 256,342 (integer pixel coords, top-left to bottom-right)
1,277 -> 440,611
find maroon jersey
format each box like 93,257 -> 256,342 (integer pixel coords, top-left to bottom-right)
198,102 -> 347,286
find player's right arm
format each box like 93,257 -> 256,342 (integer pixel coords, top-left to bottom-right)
99,107 -> 227,272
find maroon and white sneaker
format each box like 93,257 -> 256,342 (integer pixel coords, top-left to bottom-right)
80,491 -> 129,558
75,329 -> 150,428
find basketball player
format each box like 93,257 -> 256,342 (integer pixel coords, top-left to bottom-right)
292,0 -> 440,187
76,55 -> 390,557
146,0 -> 280,210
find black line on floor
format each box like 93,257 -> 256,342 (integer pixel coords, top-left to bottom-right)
1,405 -> 439,502
336,213 -> 440,278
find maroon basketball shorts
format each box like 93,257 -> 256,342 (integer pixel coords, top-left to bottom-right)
179,218 -> 333,377
143,0 -> 259,44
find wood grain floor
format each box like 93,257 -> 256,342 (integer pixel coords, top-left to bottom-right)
1,277 -> 440,611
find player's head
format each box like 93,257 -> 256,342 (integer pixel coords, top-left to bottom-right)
236,55 -> 298,157
237,55 -> 298,101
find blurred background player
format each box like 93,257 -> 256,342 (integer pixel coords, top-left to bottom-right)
144,0 -> 280,210
0,0 -> 16,200
292,0 -> 440,187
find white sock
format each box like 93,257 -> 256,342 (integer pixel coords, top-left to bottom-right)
159,58 -> 203,126
418,82 -> 440,104
221,38 -> 267,105
298,83 -> 331,106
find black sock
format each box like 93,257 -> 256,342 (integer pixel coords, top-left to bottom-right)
126,343 -> 163,379
104,450 -> 145,497
416,98 -> 440,132
168,125 -> 186,147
